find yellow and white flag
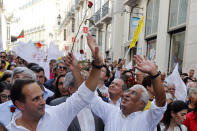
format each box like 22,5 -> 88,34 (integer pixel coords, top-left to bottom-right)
129,16 -> 144,49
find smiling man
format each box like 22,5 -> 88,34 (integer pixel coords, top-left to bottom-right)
88,55 -> 167,131
7,33 -> 104,131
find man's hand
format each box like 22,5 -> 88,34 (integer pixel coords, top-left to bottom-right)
133,55 -> 157,76
65,53 -> 78,71
87,33 -> 103,65
133,55 -> 166,107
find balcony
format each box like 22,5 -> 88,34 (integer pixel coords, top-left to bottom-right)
101,1 -> 112,23
94,9 -> 101,24
59,9 -> 74,30
123,0 -> 140,7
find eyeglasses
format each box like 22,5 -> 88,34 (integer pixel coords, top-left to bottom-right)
57,66 -> 66,70
169,88 -> 175,91
0,56 -> 6,58
0,94 -> 11,100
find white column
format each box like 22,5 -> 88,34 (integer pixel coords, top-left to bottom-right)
155,0 -> 171,73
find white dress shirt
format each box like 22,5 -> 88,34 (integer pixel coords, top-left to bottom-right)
90,95 -> 167,131
157,124 -> 187,131
7,82 -> 94,131
77,107 -> 95,131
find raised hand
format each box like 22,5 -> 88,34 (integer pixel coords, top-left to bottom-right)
86,33 -> 103,65
65,53 -> 78,71
133,55 -> 157,76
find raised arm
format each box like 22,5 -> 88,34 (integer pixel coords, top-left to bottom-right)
65,53 -> 84,87
133,55 -> 166,107
66,33 -> 103,92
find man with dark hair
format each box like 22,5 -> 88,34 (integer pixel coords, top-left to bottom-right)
7,33 -> 104,131
95,65 -> 110,100
0,67 -> 37,126
30,65 -> 54,100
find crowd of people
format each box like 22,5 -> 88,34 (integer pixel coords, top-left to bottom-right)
0,33 -> 196,131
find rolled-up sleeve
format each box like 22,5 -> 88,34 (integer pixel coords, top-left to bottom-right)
48,82 -> 95,129
145,100 -> 167,130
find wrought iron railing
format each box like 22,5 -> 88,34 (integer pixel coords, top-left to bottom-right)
102,1 -> 109,18
94,9 -> 101,23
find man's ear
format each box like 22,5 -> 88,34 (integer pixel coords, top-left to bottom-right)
15,100 -> 25,111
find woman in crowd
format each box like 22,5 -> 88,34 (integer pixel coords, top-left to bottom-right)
166,82 -> 177,103
0,70 -> 12,84
46,74 -> 68,104
184,100 -> 197,131
0,81 -> 11,104
159,100 -> 188,131
187,87 -> 197,112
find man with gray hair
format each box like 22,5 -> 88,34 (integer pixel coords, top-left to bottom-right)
11,67 -> 37,84
0,67 -> 37,126
69,54 -> 167,131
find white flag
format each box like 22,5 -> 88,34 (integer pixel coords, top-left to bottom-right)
165,64 -> 187,101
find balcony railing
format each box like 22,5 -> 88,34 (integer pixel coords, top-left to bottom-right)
102,1 -> 109,18
94,9 -> 101,23
123,0 -> 139,7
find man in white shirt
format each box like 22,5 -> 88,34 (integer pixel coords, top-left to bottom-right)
108,78 -> 124,107
0,67 -> 37,126
7,33 -> 104,131
88,55 -> 167,131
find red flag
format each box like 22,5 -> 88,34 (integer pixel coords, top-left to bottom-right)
17,30 -> 24,39
72,37 -> 75,43
83,27 -> 88,33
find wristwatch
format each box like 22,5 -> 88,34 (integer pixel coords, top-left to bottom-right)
91,60 -> 103,69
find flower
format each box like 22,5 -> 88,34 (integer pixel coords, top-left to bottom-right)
88,1 -> 93,8
10,106 -> 16,113
37,42 -> 42,49
80,49 -> 84,54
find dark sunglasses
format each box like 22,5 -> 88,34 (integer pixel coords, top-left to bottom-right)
57,66 -> 66,70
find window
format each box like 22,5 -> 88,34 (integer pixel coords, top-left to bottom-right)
145,0 -> 160,37
168,32 -> 185,72
64,29 -> 66,41
168,0 -> 188,30
146,39 -> 156,60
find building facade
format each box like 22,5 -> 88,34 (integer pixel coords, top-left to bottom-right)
9,0 -> 67,51
8,0 -> 197,74
0,0 -> 11,50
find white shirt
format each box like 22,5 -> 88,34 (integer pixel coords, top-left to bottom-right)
7,82 -> 94,131
95,85 -> 109,98
43,87 -> 54,100
77,107 -> 95,131
90,96 -> 167,131
108,98 -> 121,107
156,124 -> 187,131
